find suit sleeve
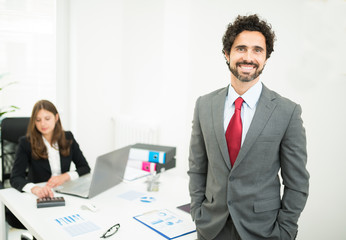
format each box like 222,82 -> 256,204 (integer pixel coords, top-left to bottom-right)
278,104 -> 310,239
187,97 -> 209,220
68,132 -> 91,176
10,137 -> 31,191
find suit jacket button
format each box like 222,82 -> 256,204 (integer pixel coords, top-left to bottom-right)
228,200 -> 232,205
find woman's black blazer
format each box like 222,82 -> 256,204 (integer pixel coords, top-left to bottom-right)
10,131 -> 91,191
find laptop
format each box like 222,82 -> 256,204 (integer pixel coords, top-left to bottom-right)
55,145 -> 130,198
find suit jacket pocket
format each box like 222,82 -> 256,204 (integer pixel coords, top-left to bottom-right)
193,190 -> 213,221
205,189 -> 213,203
254,197 -> 281,213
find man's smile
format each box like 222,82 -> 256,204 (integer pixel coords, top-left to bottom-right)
237,62 -> 258,73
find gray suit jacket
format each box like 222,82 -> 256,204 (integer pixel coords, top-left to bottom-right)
188,84 -> 309,240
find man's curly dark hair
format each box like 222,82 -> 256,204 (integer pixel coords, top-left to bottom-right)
222,14 -> 276,59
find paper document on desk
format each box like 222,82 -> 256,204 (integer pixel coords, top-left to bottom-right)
133,209 -> 196,239
54,213 -> 100,237
123,166 -> 151,181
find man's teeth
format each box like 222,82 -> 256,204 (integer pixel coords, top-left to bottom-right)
241,66 -> 254,70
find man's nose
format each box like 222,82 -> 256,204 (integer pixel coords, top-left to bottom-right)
243,51 -> 253,61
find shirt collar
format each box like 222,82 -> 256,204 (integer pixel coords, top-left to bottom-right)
42,136 -> 58,150
227,80 -> 263,109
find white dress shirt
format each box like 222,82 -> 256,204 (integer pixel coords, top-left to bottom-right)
224,81 -> 263,145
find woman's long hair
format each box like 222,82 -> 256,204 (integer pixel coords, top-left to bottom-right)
27,100 -> 71,159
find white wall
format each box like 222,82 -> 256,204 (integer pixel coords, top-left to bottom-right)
58,0 -> 346,239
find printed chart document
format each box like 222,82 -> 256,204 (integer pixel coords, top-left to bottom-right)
54,213 -> 100,237
133,209 -> 196,239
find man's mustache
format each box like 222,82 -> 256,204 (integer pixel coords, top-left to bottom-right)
236,61 -> 259,68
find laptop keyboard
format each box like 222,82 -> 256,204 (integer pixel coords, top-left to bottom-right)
62,175 -> 92,196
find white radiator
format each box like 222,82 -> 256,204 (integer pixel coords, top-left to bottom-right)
112,115 -> 160,149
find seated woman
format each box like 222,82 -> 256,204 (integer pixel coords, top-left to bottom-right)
9,99 -> 91,228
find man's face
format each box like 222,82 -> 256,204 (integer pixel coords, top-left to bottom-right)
226,30 -> 267,82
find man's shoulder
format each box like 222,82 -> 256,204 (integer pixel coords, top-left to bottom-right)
262,85 -> 298,107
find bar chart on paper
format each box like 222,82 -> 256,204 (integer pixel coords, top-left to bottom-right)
54,213 -> 100,237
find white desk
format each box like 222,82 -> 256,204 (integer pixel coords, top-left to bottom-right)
0,169 -> 197,240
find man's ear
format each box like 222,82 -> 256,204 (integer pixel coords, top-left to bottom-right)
224,52 -> 230,64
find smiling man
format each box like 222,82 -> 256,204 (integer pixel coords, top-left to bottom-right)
188,15 -> 309,240
228,31 -> 266,83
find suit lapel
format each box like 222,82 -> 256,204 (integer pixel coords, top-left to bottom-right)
40,158 -> 52,173
212,86 -> 232,170
232,85 -> 277,170
60,154 -> 67,173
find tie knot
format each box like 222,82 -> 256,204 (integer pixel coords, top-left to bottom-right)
234,97 -> 244,110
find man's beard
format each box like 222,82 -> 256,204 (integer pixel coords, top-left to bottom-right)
229,61 -> 265,82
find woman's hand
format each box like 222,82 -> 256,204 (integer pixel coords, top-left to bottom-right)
46,173 -> 71,188
31,186 -> 54,198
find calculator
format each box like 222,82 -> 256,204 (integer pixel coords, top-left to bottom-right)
36,197 -> 65,208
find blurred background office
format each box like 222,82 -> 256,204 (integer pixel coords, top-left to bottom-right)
0,0 -> 345,239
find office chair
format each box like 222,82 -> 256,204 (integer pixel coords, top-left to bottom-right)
1,117 -> 30,188
0,117 -> 32,240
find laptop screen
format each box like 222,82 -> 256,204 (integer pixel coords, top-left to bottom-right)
88,145 -> 130,198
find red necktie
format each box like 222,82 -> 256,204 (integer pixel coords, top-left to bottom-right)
225,97 -> 244,167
